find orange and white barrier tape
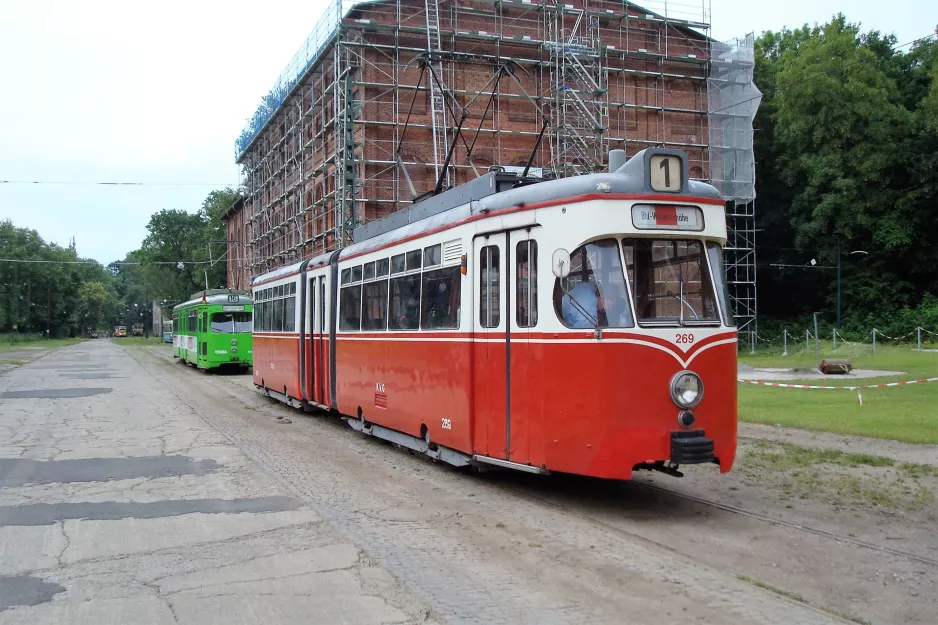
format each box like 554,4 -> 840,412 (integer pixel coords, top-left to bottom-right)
739,377 -> 938,390
739,376 -> 938,406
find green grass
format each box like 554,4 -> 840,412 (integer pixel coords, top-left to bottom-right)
738,441 -> 936,512
739,345 -> 938,444
0,337 -> 83,353
741,441 -> 897,472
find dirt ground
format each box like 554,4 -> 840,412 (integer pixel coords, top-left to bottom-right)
739,422 -> 938,467
133,345 -> 936,625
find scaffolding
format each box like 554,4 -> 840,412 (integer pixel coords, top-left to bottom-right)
708,34 -> 761,346
236,0 -> 716,278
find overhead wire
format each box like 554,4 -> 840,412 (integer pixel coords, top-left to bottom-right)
0,180 -> 241,187
0,258 -> 214,266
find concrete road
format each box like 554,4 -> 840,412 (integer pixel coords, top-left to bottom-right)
0,341 -> 432,624
0,340 -> 858,624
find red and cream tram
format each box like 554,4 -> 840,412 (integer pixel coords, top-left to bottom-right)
251,148 -> 737,480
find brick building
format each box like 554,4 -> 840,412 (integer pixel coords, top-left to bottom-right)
225,0 -> 756,325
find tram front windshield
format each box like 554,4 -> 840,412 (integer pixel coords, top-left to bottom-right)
210,312 -> 253,334
622,239 -> 721,326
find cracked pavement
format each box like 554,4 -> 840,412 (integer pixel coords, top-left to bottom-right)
0,341 -> 434,624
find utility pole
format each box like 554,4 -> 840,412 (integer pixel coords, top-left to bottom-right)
144,270 -> 149,339
836,236 -> 841,329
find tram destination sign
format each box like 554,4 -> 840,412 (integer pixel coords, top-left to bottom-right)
222,305 -> 245,312
631,204 -> 703,231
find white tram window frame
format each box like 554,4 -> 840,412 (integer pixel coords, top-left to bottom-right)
423,244 -> 442,268
361,279 -> 389,331
341,268 -> 352,285
351,265 -> 363,284
376,258 -> 390,277
621,238 -> 720,327
552,238 -> 634,330
390,254 -> 405,275
706,242 -> 736,327
516,239 -> 538,328
339,284 -> 363,332
405,249 -> 422,273
479,245 -> 500,329
363,261 -> 376,281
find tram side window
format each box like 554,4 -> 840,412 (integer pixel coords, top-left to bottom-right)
264,299 -> 273,332
188,310 -> 197,332
389,274 -> 420,330
405,249 -> 422,272
283,295 -> 296,332
479,245 -> 500,328
421,267 -> 461,330
339,285 -> 362,331
516,240 -> 538,327
552,238 -> 633,329
707,243 -> 736,327
273,297 -> 284,332
254,302 -> 262,331
362,280 -> 389,331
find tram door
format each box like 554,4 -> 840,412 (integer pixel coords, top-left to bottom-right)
472,229 -> 538,463
306,274 -> 328,407
473,235 -> 507,458
507,229 -> 538,466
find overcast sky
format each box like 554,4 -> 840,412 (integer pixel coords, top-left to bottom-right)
1,0 -> 934,264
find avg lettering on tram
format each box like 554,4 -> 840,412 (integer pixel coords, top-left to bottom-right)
250,149 -> 738,481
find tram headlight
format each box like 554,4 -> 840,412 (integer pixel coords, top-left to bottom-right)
669,371 -> 703,409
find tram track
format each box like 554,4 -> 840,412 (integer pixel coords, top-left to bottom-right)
488,472 -> 938,568
633,481 -> 938,567
141,346 -> 937,569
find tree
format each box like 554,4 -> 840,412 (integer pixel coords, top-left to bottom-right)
0,219 -> 119,336
74,281 -> 115,332
128,187 -> 240,305
753,19 -> 938,327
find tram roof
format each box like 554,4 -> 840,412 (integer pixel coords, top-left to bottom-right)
253,149 -> 724,286
172,291 -> 253,311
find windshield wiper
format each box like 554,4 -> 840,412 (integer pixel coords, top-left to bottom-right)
561,285 -> 602,338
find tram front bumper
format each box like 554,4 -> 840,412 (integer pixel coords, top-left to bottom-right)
670,430 -> 715,464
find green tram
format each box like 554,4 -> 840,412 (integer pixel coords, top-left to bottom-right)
172,290 -> 253,370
